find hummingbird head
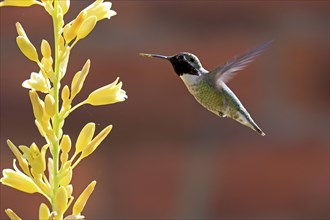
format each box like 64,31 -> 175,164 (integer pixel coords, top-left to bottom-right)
140,52 -> 205,76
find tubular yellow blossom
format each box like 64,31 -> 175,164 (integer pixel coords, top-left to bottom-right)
64,11 -> 87,43
16,36 -> 39,62
71,59 -> 90,99
29,90 -> 44,121
41,39 -> 52,58
15,22 -> 27,38
81,125 -> 112,159
56,186 -> 68,217
85,77 -> 127,106
83,0 -> 117,21
72,181 -> 96,215
6,140 -> 30,175
76,16 -> 97,40
19,143 -> 47,174
39,203 -> 50,220
59,0 -> 70,15
75,122 -> 95,154
44,94 -> 56,117
5,209 -> 21,220
22,71 -> 51,93
0,0 -> 40,7
1,168 -> 40,193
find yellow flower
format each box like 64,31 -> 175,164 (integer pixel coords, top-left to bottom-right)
1,164 -> 41,194
83,0 -> 116,21
72,181 -> 96,215
19,143 -> 47,174
85,77 -> 127,106
0,0 -> 41,7
5,209 -> 21,220
22,71 -> 51,93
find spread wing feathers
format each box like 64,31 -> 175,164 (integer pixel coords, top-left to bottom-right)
210,40 -> 273,89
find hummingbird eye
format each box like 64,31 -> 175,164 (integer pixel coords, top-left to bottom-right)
189,57 -> 195,63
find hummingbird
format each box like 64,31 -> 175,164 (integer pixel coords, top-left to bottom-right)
140,41 -> 272,136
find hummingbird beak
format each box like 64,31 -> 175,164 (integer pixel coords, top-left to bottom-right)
139,53 -> 171,60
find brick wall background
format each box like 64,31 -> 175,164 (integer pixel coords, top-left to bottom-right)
1,1 -> 329,219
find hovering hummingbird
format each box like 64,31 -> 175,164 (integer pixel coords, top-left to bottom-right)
140,41 -> 272,136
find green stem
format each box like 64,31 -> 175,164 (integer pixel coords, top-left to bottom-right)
51,0 -> 61,212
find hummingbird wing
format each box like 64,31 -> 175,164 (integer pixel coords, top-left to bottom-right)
210,40 -> 272,90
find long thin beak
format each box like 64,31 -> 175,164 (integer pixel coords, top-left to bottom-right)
139,53 -> 171,60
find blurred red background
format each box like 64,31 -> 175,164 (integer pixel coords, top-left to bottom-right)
0,1 -> 329,219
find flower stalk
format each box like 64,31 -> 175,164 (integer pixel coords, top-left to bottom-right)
0,0 -> 126,219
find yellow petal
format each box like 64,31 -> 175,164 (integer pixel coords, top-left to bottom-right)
1,168 -> 40,193
0,0 -> 39,7
81,125 -> 112,159
39,203 -> 50,220
76,16 -> 97,40
72,181 -> 96,215
75,122 -> 95,154
5,209 -> 22,220
16,36 -> 39,62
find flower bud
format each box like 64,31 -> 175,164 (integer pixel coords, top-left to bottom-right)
39,203 -> 50,220
76,16 -> 97,40
59,0 -> 70,15
16,36 -> 39,62
41,39 -> 52,58
75,123 -> 95,154
44,94 -> 56,117
0,0 -> 39,7
72,181 -> 96,215
56,186 -> 68,217
71,59 -> 90,99
5,209 -> 21,220
81,125 -> 112,159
